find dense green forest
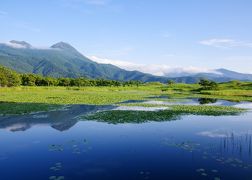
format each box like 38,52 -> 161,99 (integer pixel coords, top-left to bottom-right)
0,65 -> 142,87
0,66 -> 21,87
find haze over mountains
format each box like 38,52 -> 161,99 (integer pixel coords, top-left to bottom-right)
1,40 -> 252,83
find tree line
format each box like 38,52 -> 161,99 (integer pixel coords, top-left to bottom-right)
0,65 -> 227,89
0,66 -> 142,87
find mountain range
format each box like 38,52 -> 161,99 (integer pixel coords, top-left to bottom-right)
0,40 -> 252,83
0,40 -> 168,82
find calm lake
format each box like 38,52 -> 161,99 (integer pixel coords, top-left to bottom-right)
0,99 -> 252,180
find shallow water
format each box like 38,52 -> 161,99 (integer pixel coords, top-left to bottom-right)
0,102 -> 252,180
112,106 -> 169,111
144,98 -> 239,106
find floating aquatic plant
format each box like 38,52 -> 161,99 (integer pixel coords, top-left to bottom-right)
83,104 -> 245,124
49,176 -> 64,180
48,144 -> 64,152
196,168 -> 221,179
139,171 -> 151,179
211,169 -> 218,173
49,139 -> 92,156
83,110 -> 180,124
201,172 -> 208,176
164,135 -> 252,180
117,103 -> 245,115
163,138 -> 201,152
196,168 -> 205,172
50,162 -> 62,172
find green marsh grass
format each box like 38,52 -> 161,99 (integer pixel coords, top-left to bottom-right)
0,86 -> 164,105
1,83 -> 252,105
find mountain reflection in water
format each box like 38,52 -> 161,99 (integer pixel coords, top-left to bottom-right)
0,105 -> 113,132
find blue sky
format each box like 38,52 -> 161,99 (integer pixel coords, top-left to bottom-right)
1,0 -> 252,74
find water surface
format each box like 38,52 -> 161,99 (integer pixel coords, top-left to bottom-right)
0,101 -> 252,180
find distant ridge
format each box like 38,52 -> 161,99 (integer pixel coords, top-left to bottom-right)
165,68 -> 252,83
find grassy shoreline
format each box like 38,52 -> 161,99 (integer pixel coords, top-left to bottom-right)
0,102 -> 61,115
1,84 -> 252,105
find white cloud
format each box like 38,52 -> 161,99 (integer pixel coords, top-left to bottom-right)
2,41 -> 56,50
199,38 -> 252,48
89,56 -> 219,76
4,41 -> 28,49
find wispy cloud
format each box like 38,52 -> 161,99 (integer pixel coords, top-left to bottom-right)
85,0 -> 109,6
199,38 -> 252,48
61,0 -> 110,8
107,47 -> 134,57
0,10 -> 7,16
89,56 -> 218,76
90,47 -> 135,58
59,0 -> 123,14
13,22 -> 41,33
162,32 -> 172,38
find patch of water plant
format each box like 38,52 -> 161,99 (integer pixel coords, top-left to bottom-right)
48,139 -> 92,155
82,110 -> 181,124
48,144 -> 64,152
82,104 -> 245,124
49,162 -> 64,180
117,103 -> 245,115
139,170 -> 151,179
47,139 -> 93,180
163,138 -> 200,152
50,162 -> 63,171
49,176 -> 65,180
162,134 -> 252,176
195,168 -> 221,179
